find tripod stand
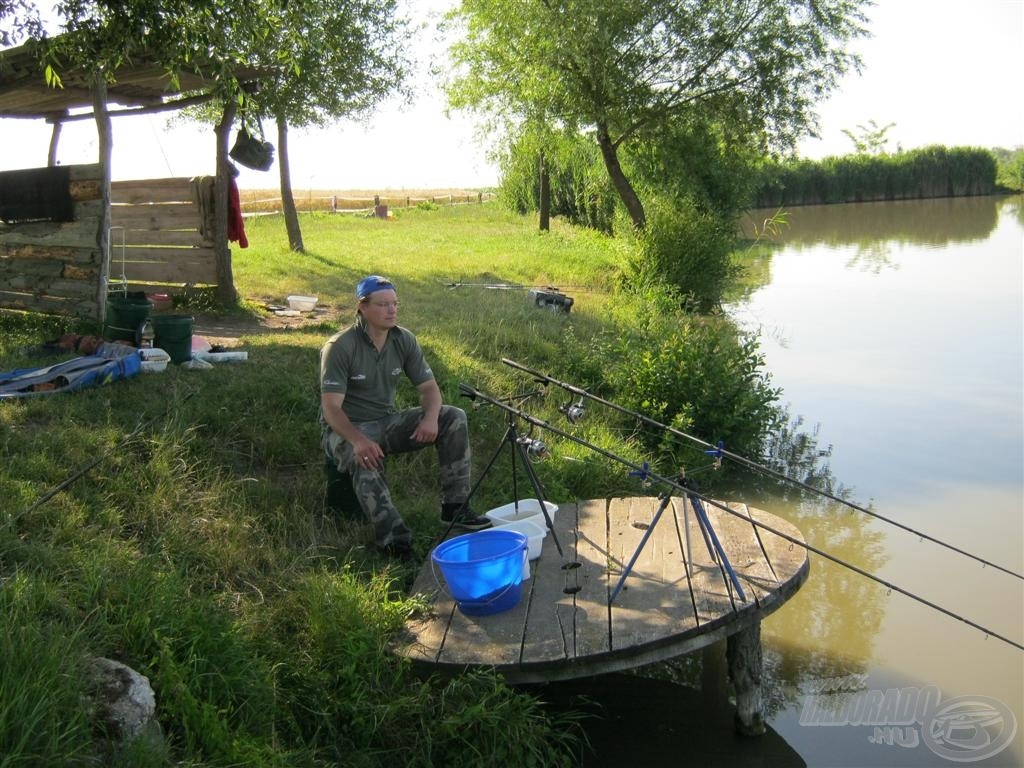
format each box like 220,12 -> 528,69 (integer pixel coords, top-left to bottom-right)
445,385 -> 563,556
609,472 -> 746,604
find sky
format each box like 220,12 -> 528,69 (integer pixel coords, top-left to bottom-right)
1,0 -> 1022,190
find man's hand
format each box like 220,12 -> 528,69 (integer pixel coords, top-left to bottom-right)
414,379 -> 444,443
353,435 -> 384,469
411,414 -> 439,444
322,391 -> 384,469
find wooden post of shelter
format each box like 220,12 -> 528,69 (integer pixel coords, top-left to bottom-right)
214,101 -> 238,305
47,121 -> 62,167
91,73 -> 112,324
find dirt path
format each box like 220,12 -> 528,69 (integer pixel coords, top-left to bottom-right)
190,301 -> 345,345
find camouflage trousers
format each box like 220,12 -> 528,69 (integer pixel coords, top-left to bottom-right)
323,405 -> 471,548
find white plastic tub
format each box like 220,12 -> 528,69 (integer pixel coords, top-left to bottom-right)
489,517 -> 547,560
286,294 -> 318,311
485,499 -> 558,526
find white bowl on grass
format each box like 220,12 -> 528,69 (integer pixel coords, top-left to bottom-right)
286,295 -> 318,311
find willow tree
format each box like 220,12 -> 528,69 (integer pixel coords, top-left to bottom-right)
445,0 -> 871,231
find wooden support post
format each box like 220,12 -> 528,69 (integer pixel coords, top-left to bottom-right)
92,76 -> 112,324
727,622 -> 766,736
47,120 -> 63,167
214,102 -> 238,305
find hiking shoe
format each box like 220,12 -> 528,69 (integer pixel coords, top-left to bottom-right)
441,503 -> 493,532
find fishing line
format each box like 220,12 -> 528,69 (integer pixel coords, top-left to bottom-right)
461,382 -> 1024,652
503,358 -> 1024,582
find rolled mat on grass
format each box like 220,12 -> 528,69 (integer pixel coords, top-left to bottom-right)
0,353 -> 141,399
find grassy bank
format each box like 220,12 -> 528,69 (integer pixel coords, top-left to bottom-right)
1,204 -> 779,765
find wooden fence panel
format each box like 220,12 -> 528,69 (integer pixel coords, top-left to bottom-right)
108,251 -> 218,284
109,176 -> 217,291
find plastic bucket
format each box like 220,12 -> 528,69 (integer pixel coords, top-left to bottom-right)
153,315 -> 194,363
431,530 -> 528,616
104,296 -> 152,343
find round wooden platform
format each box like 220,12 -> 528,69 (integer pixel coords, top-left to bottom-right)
394,496 -> 809,684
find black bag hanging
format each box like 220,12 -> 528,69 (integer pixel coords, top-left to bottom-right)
229,118 -> 275,171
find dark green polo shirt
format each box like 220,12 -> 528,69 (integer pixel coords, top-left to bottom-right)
319,316 -> 434,424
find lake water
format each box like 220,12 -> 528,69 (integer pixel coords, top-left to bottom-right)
543,196 -> 1023,767
727,196 -> 1024,767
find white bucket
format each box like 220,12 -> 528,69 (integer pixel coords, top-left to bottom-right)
489,517 -> 546,561
485,499 -> 558,526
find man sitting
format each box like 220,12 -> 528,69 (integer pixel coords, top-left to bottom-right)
319,275 -> 491,560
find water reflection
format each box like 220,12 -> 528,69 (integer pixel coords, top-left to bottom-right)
725,194 -> 1023,766
740,196 -> 1003,247
844,241 -> 896,273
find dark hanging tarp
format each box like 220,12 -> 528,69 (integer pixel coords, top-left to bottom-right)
0,165 -> 74,224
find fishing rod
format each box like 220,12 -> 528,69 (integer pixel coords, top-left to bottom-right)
503,357 -> 1024,583
445,281 -> 578,312
460,381 -> 1024,652
5,392 -> 194,529
443,280 -> 600,292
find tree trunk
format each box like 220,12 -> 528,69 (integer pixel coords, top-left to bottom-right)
277,115 -> 304,253
214,103 -> 238,305
596,122 -> 646,230
538,149 -> 550,231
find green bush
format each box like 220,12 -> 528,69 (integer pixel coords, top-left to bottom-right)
620,195 -> 738,313
994,146 -> 1024,191
599,308 -> 781,462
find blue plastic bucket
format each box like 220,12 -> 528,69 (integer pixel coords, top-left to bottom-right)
431,530 -> 528,616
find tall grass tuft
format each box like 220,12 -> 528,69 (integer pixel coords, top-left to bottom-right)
752,146 -> 999,207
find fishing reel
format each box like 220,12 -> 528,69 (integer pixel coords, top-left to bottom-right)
558,394 -> 586,424
516,423 -> 549,460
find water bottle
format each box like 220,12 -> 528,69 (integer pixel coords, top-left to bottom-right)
138,318 -> 155,348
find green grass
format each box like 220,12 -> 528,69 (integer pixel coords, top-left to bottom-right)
0,203 -> 776,765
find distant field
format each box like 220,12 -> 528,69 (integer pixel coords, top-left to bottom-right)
237,187 -> 498,213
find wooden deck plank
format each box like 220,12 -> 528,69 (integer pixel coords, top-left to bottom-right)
520,500 -> 580,665
744,505 -> 810,611
708,501 -> 779,608
607,496 -> 697,651
395,497 -> 808,683
570,498 -> 612,658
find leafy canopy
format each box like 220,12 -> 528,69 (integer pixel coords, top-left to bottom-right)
243,0 -> 413,128
446,0 -> 871,151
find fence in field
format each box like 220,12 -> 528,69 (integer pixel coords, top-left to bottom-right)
238,190 -> 497,215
